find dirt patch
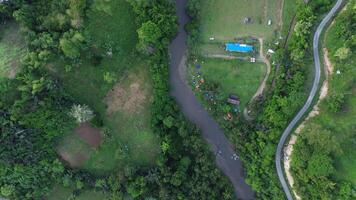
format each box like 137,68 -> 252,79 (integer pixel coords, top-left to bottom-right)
58,148 -> 89,168
104,73 -> 149,116
75,122 -> 102,148
323,48 -> 334,76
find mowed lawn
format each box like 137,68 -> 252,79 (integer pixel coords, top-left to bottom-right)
51,0 -> 159,174
200,0 -> 284,42
0,21 -> 27,78
190,58 -> 266,110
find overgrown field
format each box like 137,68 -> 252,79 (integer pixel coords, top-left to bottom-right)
51,0 -> 159,173
1,0 -> 237,199
0,21 -> 26,78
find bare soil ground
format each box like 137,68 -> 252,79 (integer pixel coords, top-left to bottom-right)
58,148 -> 89,168
75,122 -> 102,148
57,122 -> 102,167
104,73 -> 149,116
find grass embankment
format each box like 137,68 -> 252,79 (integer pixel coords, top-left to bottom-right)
323,18 -> 356,186
0,21 -> 26,78
51,0 -> 159,174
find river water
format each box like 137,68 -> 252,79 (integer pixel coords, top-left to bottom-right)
168,0 -> 254,199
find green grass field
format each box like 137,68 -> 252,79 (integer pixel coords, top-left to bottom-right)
47,185 -> 73,200
0,21 -> 26,78
199,0 -> 284,42
281,0 -> 297,38
52,0 -> 159,175
48,185 -> 109,200
189,58 -> 266,110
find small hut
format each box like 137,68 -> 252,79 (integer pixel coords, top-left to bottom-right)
227,94 -> 240,105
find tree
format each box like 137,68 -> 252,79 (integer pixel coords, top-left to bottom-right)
69,104 -> 95,123
335,46 -> 350,60
137,21 -> 161,45
59,30 -> 85,59
307,153 -> 334,177
103,71 -> 117,84
127,177 -> 147,198
1,185 -> 15,197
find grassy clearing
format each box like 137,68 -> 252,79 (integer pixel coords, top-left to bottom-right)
189,58 -> 266,110
47,185 -> 73,200
0,21 -> 26,78
50,0 -> 138,117
47,185 -> 109,200
52,0 -> 159,174
57,134 -> 94,167
199,0 -> 283,42
83,68 -> 159,173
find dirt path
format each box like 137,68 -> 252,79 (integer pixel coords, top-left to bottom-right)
243,38 -> 271,120
279,0 -> 285,29
283,47 -> 334,200
254,38 -> 271,99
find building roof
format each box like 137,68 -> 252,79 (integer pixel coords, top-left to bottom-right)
227,95 -> 240,105
225,43 -> 253,53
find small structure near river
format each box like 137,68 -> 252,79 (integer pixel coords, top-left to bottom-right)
225,43 -> 253,53
227,94 -> 240,105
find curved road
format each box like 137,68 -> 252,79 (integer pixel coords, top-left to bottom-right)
169,0 -> 254,199
275,1 -> 344,199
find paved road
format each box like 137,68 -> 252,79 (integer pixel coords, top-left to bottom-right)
275,0 -> 344,199
169,0 -> 254,199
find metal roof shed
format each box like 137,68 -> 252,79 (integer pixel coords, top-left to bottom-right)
225,43 -> 253,53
